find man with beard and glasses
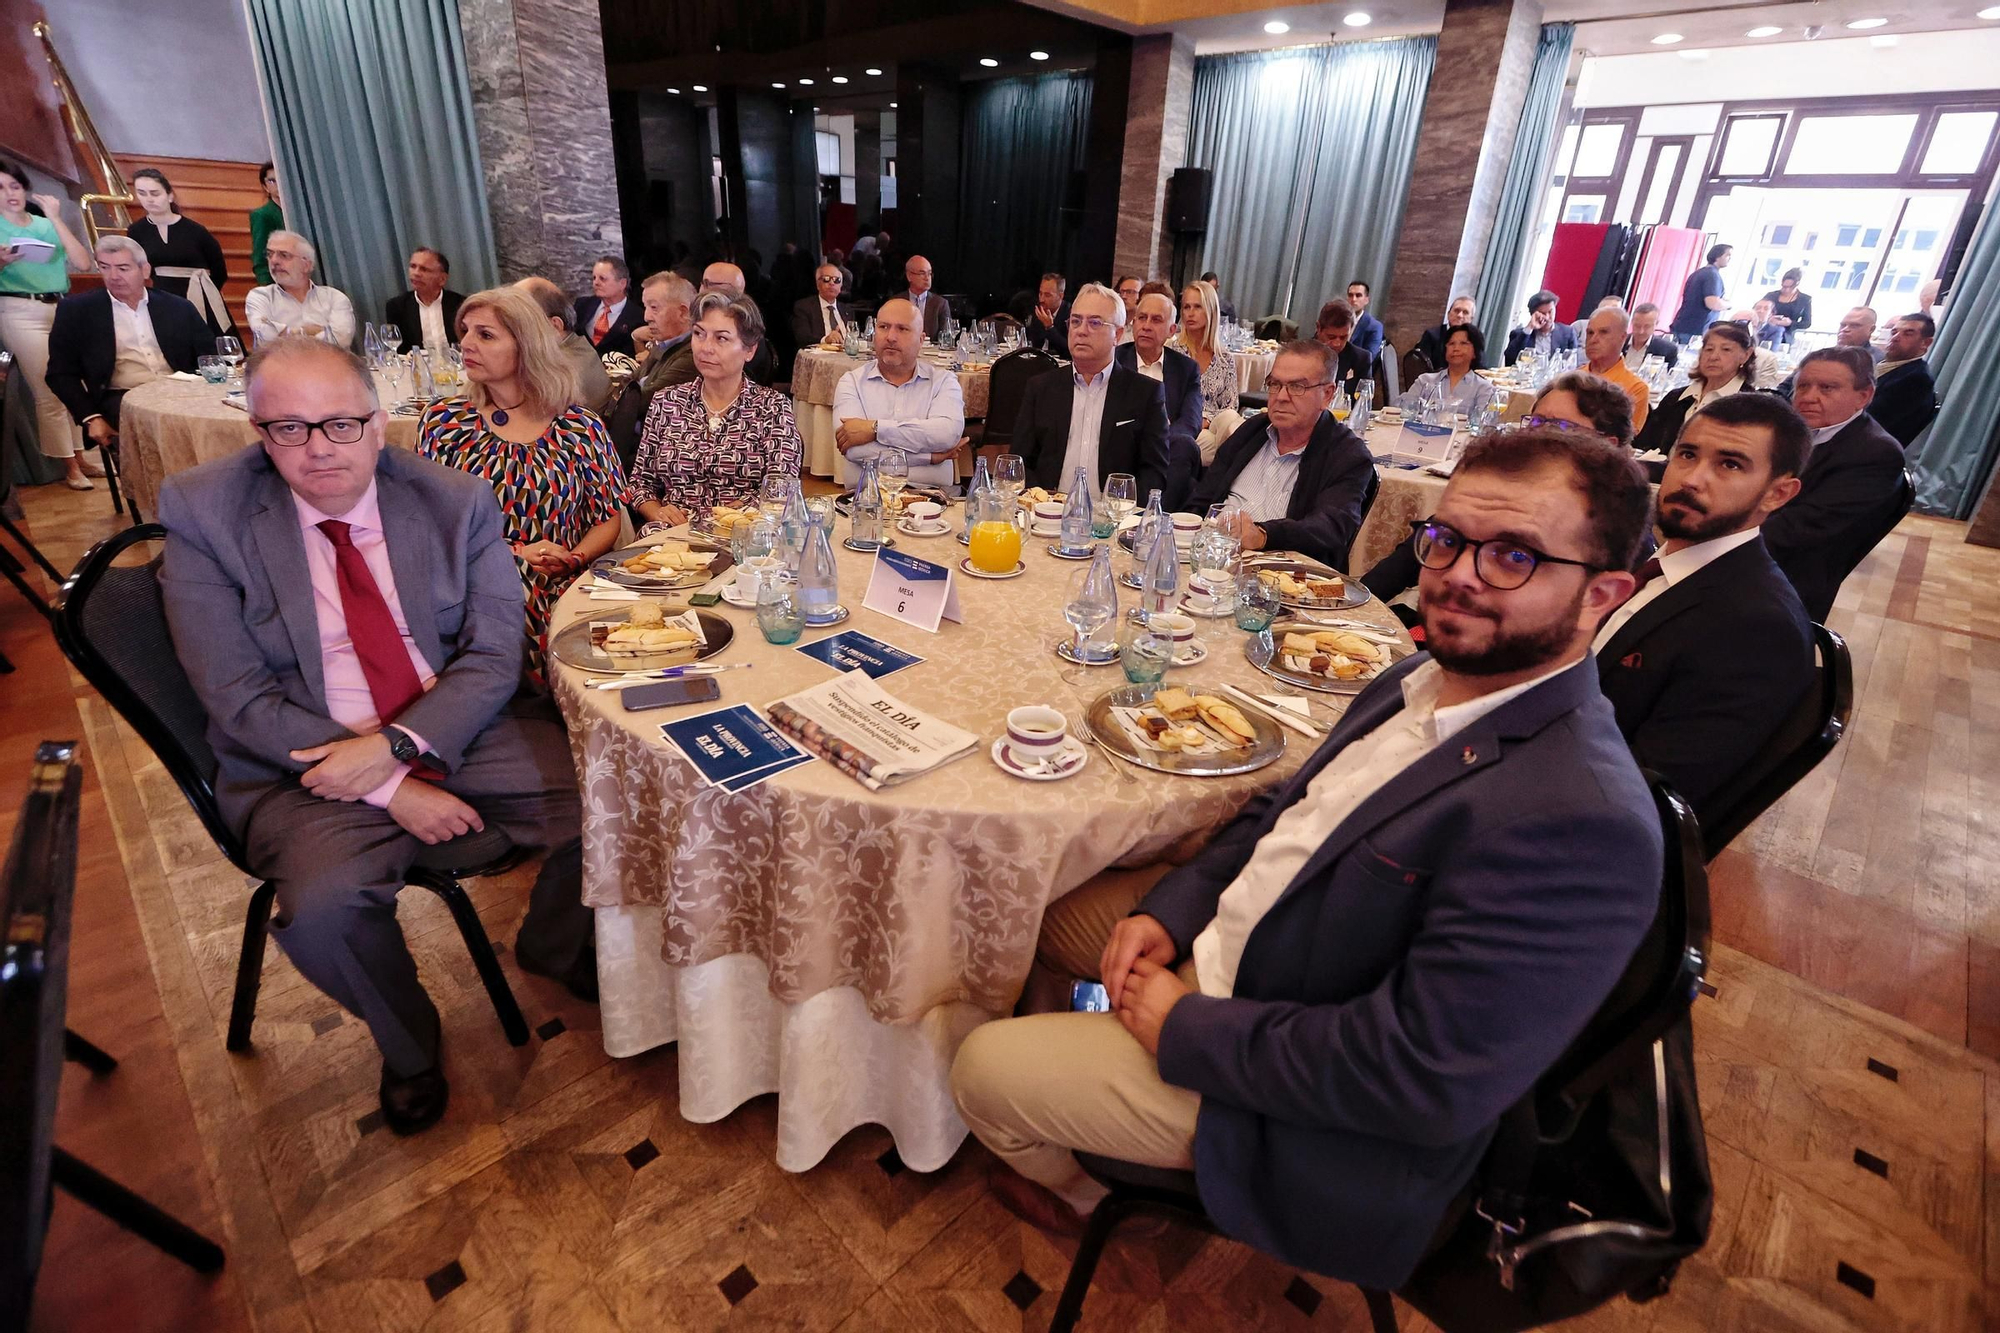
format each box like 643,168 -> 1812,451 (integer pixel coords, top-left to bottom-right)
955,426 -> 1661,1291
1593,391 -> 1816,827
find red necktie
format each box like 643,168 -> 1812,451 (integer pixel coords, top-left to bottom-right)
1634,557 -> 1665,591
317,520 -> 424,726
592,304 -> 612,345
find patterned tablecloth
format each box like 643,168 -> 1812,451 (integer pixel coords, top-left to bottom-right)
548,525 -> 1412,1171
117,374 -> 422,515
1234,346 -> 1278,395
791,349 -> 992,478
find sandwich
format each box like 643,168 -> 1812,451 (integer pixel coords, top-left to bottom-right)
1153,687 -> 1199,721
1193,695 -> 1256,747
598,602 -> 700,660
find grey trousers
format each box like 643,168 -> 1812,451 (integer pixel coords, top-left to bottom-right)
243,696 -> 590,1075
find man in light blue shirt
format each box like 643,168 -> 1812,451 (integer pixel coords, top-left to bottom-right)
832,297 -> 965,487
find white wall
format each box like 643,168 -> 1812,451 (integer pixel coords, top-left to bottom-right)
51,0 -> 270,163
1576,30 -> 2000,109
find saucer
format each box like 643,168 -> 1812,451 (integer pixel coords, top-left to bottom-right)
842,536 -> 895,553
1119,570 -> 1145,590
1162,640 -> 1208,666
1054,639 -> 1120,667
1180,596 -> 1237,620
1029,523 -> 1064,540
897,518 -> 952,537
720,584 -> 761,608
990,735 -> 1089,781
959,558 -> 1027,580
1045,543 -> 1098,561
802,604 -> 851,627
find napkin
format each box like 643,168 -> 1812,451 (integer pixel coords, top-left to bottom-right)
1258,693 -> 1313,718
586,578 -> 641,601
171,371 -> 206,381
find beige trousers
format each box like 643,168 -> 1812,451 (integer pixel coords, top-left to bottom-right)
0,296 -> 81,459
1035,861 -> 1173,982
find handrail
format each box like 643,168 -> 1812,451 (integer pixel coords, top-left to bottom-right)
33,21 -> 134,247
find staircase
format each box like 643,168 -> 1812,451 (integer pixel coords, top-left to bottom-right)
111,155 -> 270,335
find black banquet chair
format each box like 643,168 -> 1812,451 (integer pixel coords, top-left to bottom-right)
1696,623 -> 1853,860
978,347 -> 1061,456
51,524 -> 531,1053
1048,773 -> 1712,1333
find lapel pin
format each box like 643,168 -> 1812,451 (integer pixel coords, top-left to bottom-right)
1461,746 -> 1477,765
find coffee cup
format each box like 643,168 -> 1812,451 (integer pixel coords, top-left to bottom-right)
734,555 -> 783,600
1004,705 -> 1069,764
1170,512 -> 1202,544
1148,611 -> 1197,647
905,500 -> 944,529
1033,500 -> 1065,526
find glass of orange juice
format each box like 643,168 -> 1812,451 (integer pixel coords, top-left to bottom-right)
969,519 -> 1022,573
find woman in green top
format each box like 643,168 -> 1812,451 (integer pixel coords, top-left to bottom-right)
249,161 -> 284,287
0,160 -> 97,488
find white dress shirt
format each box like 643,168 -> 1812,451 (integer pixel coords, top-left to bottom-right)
1192,658 -> 1576,998
415,291 -> 449,351
1057,365 -> 1113,488
1809,409 -> 1865,448
819,300 -> 844,337
107,291 -> 170,392
1592,526 -> 1762,651
1226,426 -> 1305,522
246,281 -> 357,349
1132,348 -> 1165,382
588,297 -> 627,342
830,359 -> 967,487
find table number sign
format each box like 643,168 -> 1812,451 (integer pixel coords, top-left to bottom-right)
862,548 -> 963,633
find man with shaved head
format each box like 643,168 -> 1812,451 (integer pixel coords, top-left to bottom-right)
698,260 -> 778,385
896,254 -> 948,341
832,296 -> 965,489
1582,304 -> 1650,434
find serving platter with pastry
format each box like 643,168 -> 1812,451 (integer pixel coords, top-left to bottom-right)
832,482 -> 953,514
1014,486 -> 1065,512
550,601 -> 737,673
591,536 -> 735,591
1245,620 -> 1412,695
1247,561 -> 1371,610
1085,684 -> 1285,777
691,504 -> 761,544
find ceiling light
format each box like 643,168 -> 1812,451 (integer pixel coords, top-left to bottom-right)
979,57 -> 999,67
1344,11 -> 1371,26
1746,25 -> 1783,37
771,82 -> 786,89
889,101 -> 898,108
832,75 -> 848,84
1869,33 -> 1899,46
1845,17 -> 1887,28
667,87 -> 681,94
1651,32 -> 1683,45
691,85 -> 707,92
1264,21 -> 1290,35
865,67 -> 884,75
1981,5 -> 2000,18
798,78 -> 814,85
1029,50 -> 1050,60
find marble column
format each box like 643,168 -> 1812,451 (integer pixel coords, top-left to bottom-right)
1113,33 -> 1196,284
1386,0 -> 1545,353
457,0 -> 621,292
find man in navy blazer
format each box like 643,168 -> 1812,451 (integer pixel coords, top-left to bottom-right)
572,255 -> 644,358
1503,290 -> 1578,366
45,235 -> 209,439
1868,314 -> 1938,446
1114,291 -> 1204,507
1012,283 -> 1170,501
954,427 -> 1662,1289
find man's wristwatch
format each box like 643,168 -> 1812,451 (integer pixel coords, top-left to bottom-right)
381,726 -> 421,764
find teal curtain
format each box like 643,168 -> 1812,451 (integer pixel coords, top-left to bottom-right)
1187,38 -> 1436,327
245,0 -> 498,335
1473,24 -> 1574,336
956,72 -> 1095,302
1907,183 -> 2000,516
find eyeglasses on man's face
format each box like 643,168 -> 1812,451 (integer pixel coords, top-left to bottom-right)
1517,414 -> 1610,441
1265,377 -> 1330,398
1067,314 -> 1115,335
254,415 -> 371,447
1408,518 -> 1599,590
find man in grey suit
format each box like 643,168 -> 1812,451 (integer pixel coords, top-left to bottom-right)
157,337 -> 592,1136
954,426 -> 1663,1289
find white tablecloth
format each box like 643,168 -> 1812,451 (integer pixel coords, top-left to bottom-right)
1235,348 -> 1277,395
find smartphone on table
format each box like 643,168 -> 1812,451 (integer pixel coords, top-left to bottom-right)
620,676 -> 721,711
1069,980 -> 1110,1013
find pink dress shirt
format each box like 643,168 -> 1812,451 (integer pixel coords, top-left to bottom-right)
292,481 -> 436,805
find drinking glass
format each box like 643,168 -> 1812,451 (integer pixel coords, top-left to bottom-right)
805,494 -> 837,534
994,454 -> 1026,506
1103,473 -> 1137,529
759,474 -> 792,520
756,575 -> 804,644
197,355 -> 226,385
1064,558 -> 1118,659
1118,622 -> 1173,689
877,451 -> 908,507
1234,565 -> 1280,633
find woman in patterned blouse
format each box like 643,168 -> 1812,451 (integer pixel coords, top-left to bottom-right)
416,284 -> 627,651
1171,279 -> 1243,464
630,291 -> 802,533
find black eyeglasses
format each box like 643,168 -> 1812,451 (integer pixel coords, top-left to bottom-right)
1407,518 -> 1599,590
253,415 -> 371,447
1517,414 -> 1611,441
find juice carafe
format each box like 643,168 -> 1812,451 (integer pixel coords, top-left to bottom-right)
967,485 -> 1023,572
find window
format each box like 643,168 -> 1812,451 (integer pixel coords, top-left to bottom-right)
1835,224 -> 1859,247
1802,231 -> 1820,251
1564,196 -> 1605,224
1896,272 -> 1920,293
1819,261 -> 1846,290
1862,227 -> 1882,248
1892,229 -> 1908,250
1914,229 -> 1941,250
1922,111 -> 1997,175
1846,262 -> 1871,291
1573,124 -> 1625,178
816,131 -> 841,177
1785,114 -> 1919,175
1763,222 -> 1794,246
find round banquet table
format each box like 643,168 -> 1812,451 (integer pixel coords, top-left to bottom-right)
790,348 -> 992,479
1233,345 -> 1277,395
547,524 -> 1413,1172
117,374 -> 422,517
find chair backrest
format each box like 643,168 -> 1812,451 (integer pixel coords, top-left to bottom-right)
51,525 -> 247,872
1864,467 -> 1918,563
1378,340 -> 1401,403
1400,346 -> 1434,390
1536,774 -> 1710,1129
981,348 -> 1061,450
1697,624 -> 1852,860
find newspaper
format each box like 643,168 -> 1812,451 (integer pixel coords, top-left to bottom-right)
765,668 -> 979,790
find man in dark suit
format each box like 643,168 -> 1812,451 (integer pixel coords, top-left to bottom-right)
157,337 -> 594,1136
1413,294 -> 1478,372
1311,299 -> 1372,401
894,254 -> 949,342
1345,280 -> 1384,363
1764,346 -> 1910,622
1115,291 -> 1204,506
1200,270 -> 1237,322
1011,282 -> 1168,500
790,261 -> 856,351
699,261 -> 780,387
382,247 -> 465,353
1190,340 -> 1373,570
572,254 -> 643,358
1869,313 -> 1939,446
1594,391 -> 1815,829
1023,272 -> 1070,358
954,426 -> 1660,1289
45,234 -> 209,453
1623,302 -> 1679,371
1504,290 -> 1578,366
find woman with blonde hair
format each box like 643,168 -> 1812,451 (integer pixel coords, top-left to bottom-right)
416,283 -> 628,653
1170,279 -> 1241,462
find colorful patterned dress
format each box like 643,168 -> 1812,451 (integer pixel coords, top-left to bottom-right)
416,400 -> 630,655
630,379 -> 803,530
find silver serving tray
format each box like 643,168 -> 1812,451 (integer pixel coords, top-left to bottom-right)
590,537 -> 735,591
1245,560 -> 1373,611
551,608 -> 735,674
1084,684 -> 1285,777
1244,620 -> 1411,695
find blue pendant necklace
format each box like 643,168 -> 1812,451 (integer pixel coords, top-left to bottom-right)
490,397 -> 526,427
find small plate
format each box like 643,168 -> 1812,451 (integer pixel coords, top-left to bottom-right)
897,518 -> 953,538
1180,596 -> 1237,620
718,584 -> 760,609
843,536 -> 896,553
959,558 -> 1026,580
1045,543 -> 1098,561
1054,639 -> 1120,667
990,736 -> 1089,781
803,604 -> 851,627
551,608 -> 735,674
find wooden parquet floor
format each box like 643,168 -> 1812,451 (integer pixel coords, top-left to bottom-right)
4,481 -> 1997,1332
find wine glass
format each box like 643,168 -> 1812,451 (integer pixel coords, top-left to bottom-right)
759,474 -> 792,520
1064,558 -> 1118,660
877,451 -> 908,509
994,454 -> 1026,507
1103,473 -> 1137,529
